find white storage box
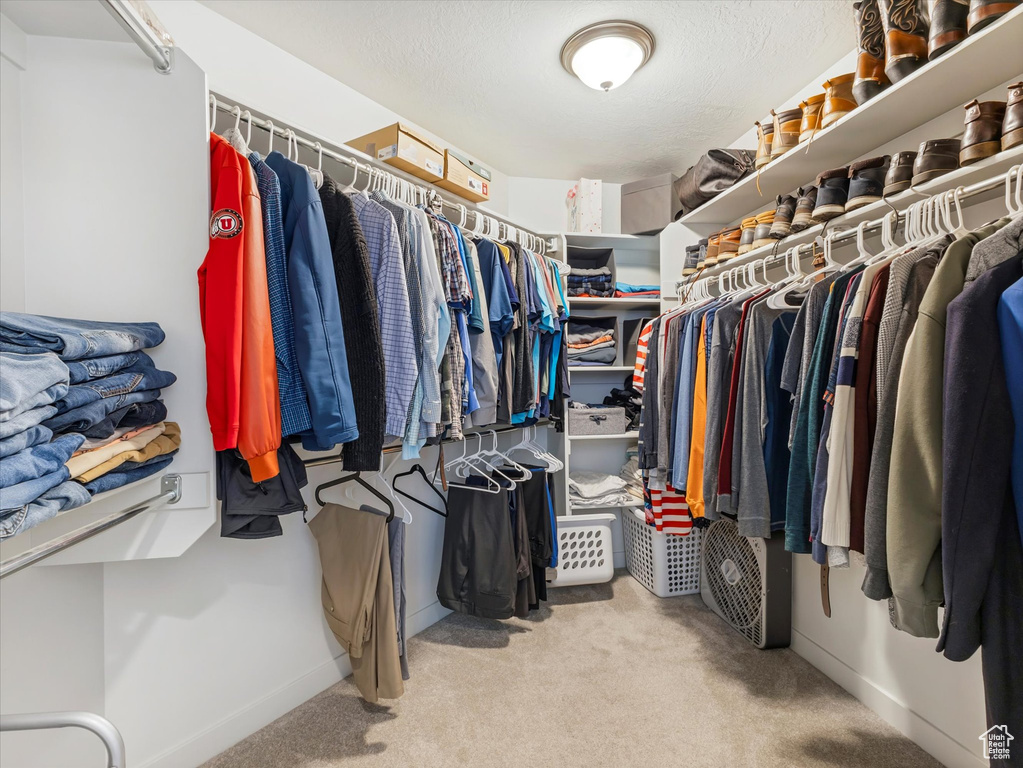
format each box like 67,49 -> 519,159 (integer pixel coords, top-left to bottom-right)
547,513 -> 615,587
622,508 -> 703,597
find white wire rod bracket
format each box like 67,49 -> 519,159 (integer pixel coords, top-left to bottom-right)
210,95 -> 555,254
0,711 -> 126,768
100,0 -> 174,74
0,474 -> 183,580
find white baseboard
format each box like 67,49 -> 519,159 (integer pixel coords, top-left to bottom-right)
790,629 -> 985,768
141,600 -> 452,768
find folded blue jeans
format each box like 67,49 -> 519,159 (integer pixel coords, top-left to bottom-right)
0,480 -> 91,539
0,351 -> 69,418
44,388 -> 162,435
0,424 -> 53,459
54,364 -> 176,414
84,400 -> 168,440
0,405 -> 57,441
66,350 -> 155,384
83,452 -> 176,495
0,433 -> 84,489
0,311 -> 165,360
0,466 -> 69,512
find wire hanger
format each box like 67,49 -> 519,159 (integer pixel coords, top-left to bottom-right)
314,471 -> 395,522
392,463 -> 448,518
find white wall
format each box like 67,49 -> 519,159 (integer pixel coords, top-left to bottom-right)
147,0 -> 510,219
507,176 -> 622,234
0,14 -> 26,312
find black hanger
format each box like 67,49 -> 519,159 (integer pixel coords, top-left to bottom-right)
314,471 -> 395,522
392,463 -> 448,518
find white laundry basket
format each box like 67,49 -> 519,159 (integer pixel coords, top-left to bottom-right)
622,507 -> 703,597
547,513 -> 615,587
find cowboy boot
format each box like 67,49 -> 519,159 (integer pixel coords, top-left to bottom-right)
879,0 -> 930,83
854,0 -> 890,104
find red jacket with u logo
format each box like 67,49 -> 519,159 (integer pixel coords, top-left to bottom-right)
198,132 -> 281,481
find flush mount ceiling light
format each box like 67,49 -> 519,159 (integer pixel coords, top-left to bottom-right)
560,20 -> 655,92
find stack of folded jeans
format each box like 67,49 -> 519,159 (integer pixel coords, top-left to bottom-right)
0,312 -> 179,540
566,322 -> 617,365
567,267 -> 614,298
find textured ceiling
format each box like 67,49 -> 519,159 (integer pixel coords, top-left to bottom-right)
199,0 -> 855,181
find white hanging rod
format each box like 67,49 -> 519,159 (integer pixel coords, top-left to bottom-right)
680,164 -> 1023,290
0,474 -> 182,580
211,95 -> 553,255
99,0 -> 173,74
301,421 -> 546,468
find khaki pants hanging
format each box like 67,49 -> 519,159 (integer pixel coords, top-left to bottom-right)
308,503 -> 404,703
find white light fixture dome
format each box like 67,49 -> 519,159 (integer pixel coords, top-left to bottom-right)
561,20 -> 655,92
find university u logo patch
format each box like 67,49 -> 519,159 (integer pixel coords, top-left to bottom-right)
210,208 -> 243,239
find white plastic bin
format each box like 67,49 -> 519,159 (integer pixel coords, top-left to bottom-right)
622,507 -> 702,597
547,513 -> 615,587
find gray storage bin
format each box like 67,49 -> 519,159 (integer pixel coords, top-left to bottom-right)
568,404 -> 628,435
621,173 -> 681,235
566,245 -> 616,291
622,317 -> 654,368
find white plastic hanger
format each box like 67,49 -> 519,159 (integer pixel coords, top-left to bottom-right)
441,437 -> 501,493
266,120 -> 275,155
308,142 -> 324,190
209,94 -> 217,132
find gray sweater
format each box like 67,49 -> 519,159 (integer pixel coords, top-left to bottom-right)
737,302 -> 796,537
861,253 -> 939,600
703,298 -> 743,520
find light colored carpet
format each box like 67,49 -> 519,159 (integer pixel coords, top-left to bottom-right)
201,572 -> 942,768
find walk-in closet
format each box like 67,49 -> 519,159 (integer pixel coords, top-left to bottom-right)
0,2 -> 1021,767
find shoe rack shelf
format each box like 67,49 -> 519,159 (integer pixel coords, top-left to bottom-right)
686,144 -> 1023,280
676,7 -> 1023,229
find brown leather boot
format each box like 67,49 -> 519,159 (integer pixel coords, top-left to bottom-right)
755,121 -> 774,169
854,0 -> 890,104
879,0 -> 930,82
928,0 -> 969,58
799,94 -> 827,142
771,108 -> 803,159
883,150 -> 918,195
738,217 -> 758,256
1003,82 -> 1023,151
718,226 -> 742,262
790,186 -> 819,232
821,74 -> 857,129
967,0 -> 1021,33
912,138 -> 961,185
960,99 -> 1007,165
770,194 -> 799,238
705,232 -> 721,266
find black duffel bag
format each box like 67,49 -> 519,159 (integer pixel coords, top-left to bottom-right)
673,149 -> 757,217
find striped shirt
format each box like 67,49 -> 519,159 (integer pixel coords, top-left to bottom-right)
632,320 -> 654,392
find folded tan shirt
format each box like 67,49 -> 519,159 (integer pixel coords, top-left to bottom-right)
74,423 -> 180,483
65,423 -> 167,480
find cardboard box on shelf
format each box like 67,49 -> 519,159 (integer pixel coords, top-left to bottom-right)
346,123 -> 445,183
437,150 -> 491,202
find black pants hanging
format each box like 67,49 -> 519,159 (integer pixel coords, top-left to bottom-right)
437,481 -> 517,620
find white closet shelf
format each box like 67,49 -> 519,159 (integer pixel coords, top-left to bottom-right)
675,7 -> 1023,228
687,144 -> 1023,281
569,432 -> 640,441
568,297 -> 661,307
568,365 -> 634,374
564,232 -> 660,252
0,472 -> 212,570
